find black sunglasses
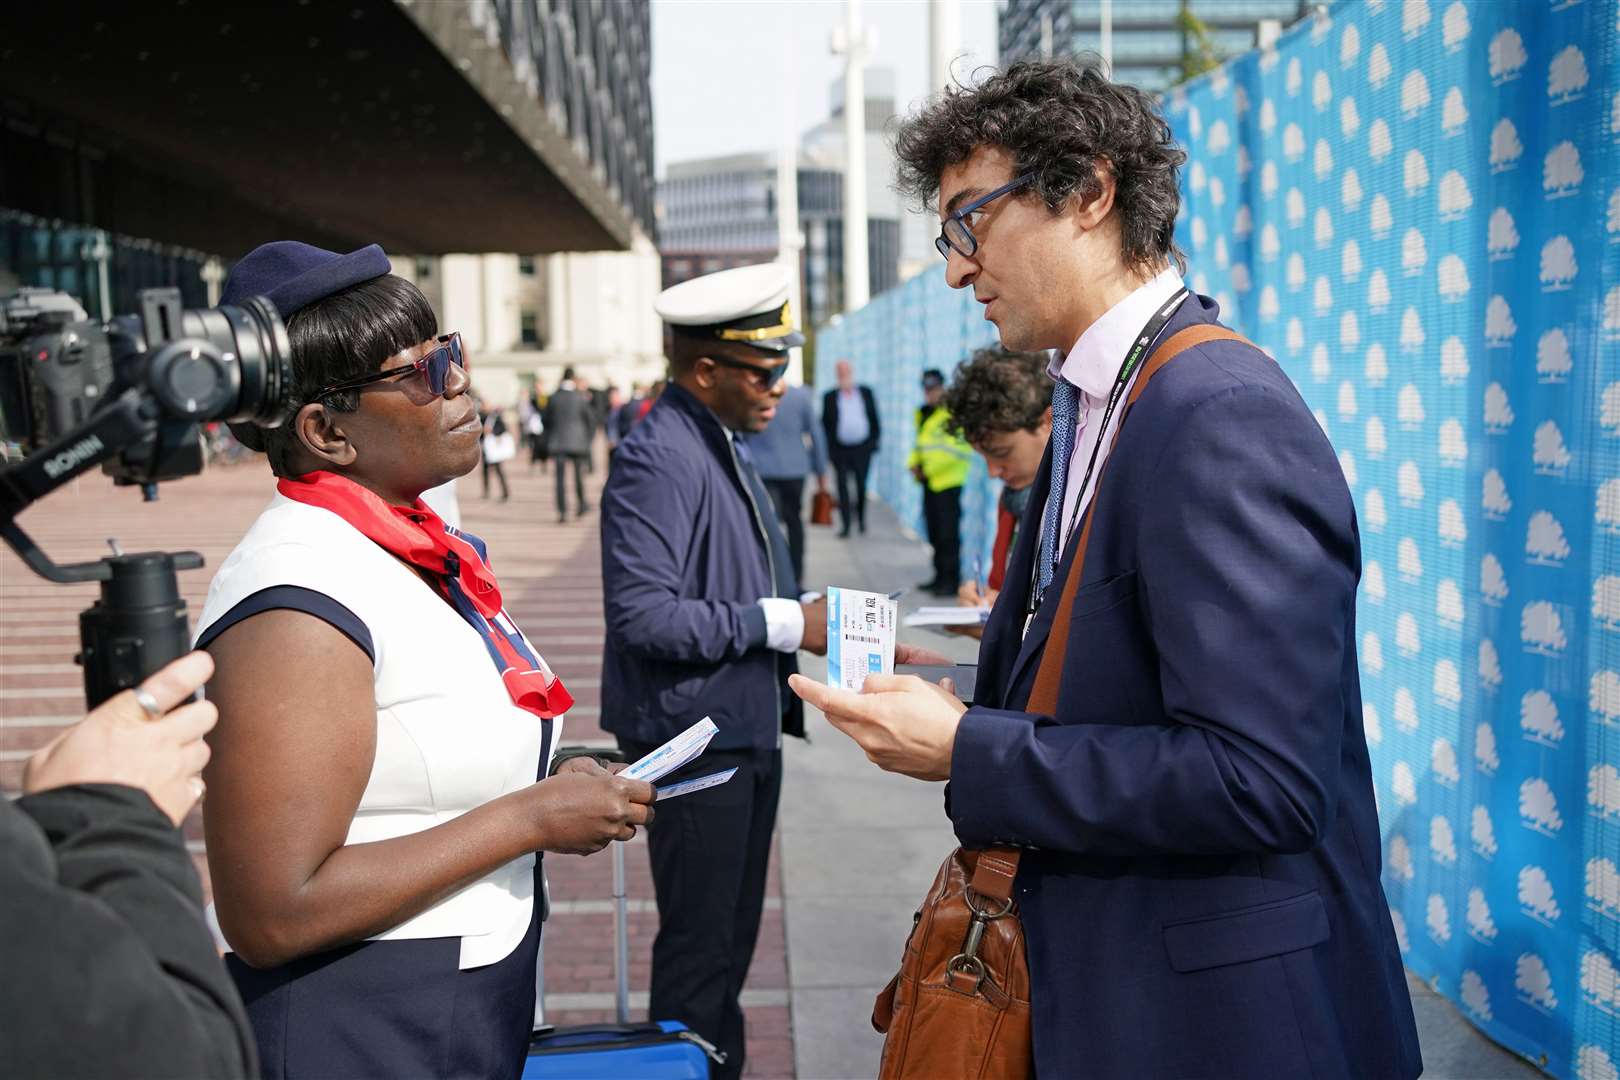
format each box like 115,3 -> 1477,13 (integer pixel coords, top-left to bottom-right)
315,332 -> 465,400
936,173 -> 1036,260
707,353 -> 789,391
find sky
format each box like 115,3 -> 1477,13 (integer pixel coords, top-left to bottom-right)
650,0 -> 1001,177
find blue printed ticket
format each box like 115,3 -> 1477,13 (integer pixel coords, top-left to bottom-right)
622,717 -> 718,784
656,767 -> 739,801
825,586 -> 897,692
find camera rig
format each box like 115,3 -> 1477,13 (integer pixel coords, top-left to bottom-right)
0,287 -> 290,707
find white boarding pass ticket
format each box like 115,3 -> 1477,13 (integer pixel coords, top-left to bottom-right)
622,717 -> 718,783
656,767 -> 738,801
826,586 -> 897,692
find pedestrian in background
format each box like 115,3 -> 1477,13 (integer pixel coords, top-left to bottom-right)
638,378 -> 665,423
908,368 -> 974,597
479,397 -> 512,502
603,385 -> 626,465
585,385 -> 608,475
520,390 -> 546,474
544,365 -> 593,522
616,382 -> 646,444
820,358 -> 880,537
600,264 -> 827,1080
741,381 -> 829,585
939,346 -> 1053,637
528,379 -> 551,473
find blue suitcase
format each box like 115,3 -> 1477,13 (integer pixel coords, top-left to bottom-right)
523,748 -> 725,1078
523,1020 -> 721,1078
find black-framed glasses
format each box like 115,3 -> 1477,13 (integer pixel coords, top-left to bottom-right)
935,172 -> 1036,260
315,332 -> 465,401
707,353 -> 789,391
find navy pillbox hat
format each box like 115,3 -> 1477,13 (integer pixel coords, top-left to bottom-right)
220,241 -> 391,318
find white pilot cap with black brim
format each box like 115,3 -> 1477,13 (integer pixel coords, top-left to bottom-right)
654,263 -> 805,354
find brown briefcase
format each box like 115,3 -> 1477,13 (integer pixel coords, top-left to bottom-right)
810,488 -> 835,527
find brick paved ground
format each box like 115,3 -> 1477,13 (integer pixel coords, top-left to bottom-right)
0,447 -> 794,1078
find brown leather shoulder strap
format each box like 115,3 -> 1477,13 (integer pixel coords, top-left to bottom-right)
970,322 -> 1252,885
1026,324 -> 1250,715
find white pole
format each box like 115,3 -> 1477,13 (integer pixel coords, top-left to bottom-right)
929,0 -> 960,94
82,231 -> 112,319
778,47 -> 805,383
1100,0 -> 1112,72
1040,12 -> 1053,60
200,257 -> 226,308
841,0 -> 870,312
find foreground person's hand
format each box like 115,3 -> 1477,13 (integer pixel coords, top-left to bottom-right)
788,671 -> 967,781
895,642 -> 953,667
530,770 -> 656,854
799,595 -> 829,655
23,651 -> 218,826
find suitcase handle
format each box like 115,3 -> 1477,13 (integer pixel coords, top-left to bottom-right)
531,1022 -> 659,1041
542,745 -> 634,1024
529,1024 -> 728,1066
549,745 -> 629,775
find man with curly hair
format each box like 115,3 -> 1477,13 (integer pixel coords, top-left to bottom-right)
790,58 -> 1420,1079
940,347 -> 1053,636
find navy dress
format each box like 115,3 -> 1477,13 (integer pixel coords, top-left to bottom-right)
227,871 -> 540,1080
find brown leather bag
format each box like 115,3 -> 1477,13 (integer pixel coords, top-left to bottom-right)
870,325 -> 1248,1079
810,487 -> 836,527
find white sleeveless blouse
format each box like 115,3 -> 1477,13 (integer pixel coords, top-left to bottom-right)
196,494 -> 560,969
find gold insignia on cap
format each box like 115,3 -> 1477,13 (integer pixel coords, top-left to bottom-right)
717,300 -> 796,344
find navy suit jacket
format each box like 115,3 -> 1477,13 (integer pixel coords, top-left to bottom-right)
951,296 -> 1421,1079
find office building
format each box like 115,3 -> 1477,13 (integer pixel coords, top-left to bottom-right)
657,68 -> 932,332
1000,0 -> 1308,92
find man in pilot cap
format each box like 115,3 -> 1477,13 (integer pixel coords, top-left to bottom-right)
599,263 -> 828,1078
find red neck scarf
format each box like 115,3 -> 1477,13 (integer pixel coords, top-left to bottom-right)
277,470 -> 573,720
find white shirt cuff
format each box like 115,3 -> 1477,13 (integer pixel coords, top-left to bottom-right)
758,597 -> 805,652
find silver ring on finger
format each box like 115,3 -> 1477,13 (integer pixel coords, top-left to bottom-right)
132,687 -> 164,720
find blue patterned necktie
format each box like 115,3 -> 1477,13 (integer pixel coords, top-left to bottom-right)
1037,379 -> 1080,593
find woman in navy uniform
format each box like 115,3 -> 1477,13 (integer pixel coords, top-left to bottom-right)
196,242 -> 656,1079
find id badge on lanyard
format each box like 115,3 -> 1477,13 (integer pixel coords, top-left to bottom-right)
1022,288 -> 1190,639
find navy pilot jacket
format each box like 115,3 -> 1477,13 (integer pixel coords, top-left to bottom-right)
600,382 -> 804,751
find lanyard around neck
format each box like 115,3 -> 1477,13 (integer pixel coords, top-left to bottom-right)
1029,287 -> 1190,612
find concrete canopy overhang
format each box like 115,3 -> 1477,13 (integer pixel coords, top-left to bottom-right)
0,0 -> 634,256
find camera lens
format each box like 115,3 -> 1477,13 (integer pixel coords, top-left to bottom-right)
220,296 -> 292,426
170,296 -> 292,427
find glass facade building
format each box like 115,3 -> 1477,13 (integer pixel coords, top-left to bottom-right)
1000,0 -> 1309,92
0,210 -> 214,317
658,155 -> 899,332
483,0 -> 657,238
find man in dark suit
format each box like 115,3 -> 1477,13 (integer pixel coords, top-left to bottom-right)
602,263 -> 828,1080
820,359 -> 880,536
791,59 -> 1421,1079
543,365 -> 594,522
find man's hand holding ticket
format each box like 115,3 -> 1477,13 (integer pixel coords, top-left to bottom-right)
825,586 -> 897,691
791,594 -> 966,780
